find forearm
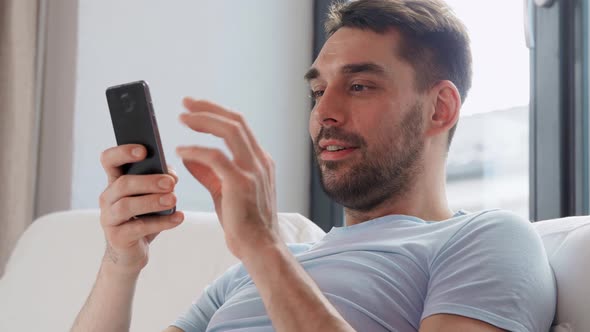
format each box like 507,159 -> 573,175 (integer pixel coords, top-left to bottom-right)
71,257 -> 140,332
242,242 -> 355,332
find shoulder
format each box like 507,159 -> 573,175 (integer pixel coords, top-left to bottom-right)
447,209 -> 538,246
457,208 -> 531,229
435,209 -> 548,271
426,210 -> 556,331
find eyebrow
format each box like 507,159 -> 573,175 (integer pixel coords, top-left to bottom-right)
304,62 -> 387,82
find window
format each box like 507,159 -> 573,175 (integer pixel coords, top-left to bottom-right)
445,0 -> 530,219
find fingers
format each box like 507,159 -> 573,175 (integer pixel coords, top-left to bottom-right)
176,146 -> 240,184
100,174 -> 176,206
123,211 -> 184,240
100,144 -> 146,183
107,211 -> 184,245
181,159 -> 222,199
179,98 -> 277,222
178,98 -> 277,198
105,193 -> 178,226
99,145 -> 182,234
181,98 -> 276,175
179,111 -> 258,169
181,98 -> 273,170
183,98 -> 265,157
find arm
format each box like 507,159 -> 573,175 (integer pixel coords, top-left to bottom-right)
241,239 -> 354,332
177,98 -> 354,332
71,144 -> 184,332
71,260 -> 139,332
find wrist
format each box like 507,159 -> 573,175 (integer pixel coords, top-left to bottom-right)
228,222 -> 282,258
101,252 -> 144,280
240,236 -> 287,268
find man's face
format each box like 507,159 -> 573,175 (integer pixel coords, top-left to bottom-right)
307,27 -> 426,211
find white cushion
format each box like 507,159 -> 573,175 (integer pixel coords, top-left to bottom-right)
551,323 -> 573,332
0,209 -> 325,332
533,216 -> 590,331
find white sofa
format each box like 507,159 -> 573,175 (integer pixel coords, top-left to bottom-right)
0,210 -> 588,331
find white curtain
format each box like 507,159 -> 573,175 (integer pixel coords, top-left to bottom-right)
0,0 -> 39,277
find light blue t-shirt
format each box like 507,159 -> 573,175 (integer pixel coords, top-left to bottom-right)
172,209 -> 556,332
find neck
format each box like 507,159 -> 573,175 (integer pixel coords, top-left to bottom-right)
343,168 -> 453,226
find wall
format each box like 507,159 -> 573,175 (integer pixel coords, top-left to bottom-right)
68,0 -> 313,215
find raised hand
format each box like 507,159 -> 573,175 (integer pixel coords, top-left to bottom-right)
176,98 -> 278,259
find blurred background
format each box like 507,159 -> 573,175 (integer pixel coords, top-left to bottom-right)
1,0 -> 588,276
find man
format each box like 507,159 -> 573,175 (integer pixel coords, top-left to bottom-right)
72,0 -> 556,331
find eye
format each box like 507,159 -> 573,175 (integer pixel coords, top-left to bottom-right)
310,89 -> 324,101
350,84 -> 368,92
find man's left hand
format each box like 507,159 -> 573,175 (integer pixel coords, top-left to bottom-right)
176,98 -> 279,259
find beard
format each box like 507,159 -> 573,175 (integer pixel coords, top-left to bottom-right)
315,102 -> 424,212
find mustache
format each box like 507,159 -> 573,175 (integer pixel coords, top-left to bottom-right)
314,126 -> 365,154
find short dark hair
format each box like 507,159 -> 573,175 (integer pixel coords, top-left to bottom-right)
324,0 -> 472,148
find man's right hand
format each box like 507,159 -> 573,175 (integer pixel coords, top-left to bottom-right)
99,144 -> 185,275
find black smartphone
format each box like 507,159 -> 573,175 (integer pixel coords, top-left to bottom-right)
106,80 -> 175,216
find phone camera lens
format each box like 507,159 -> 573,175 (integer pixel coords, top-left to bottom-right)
120,93 -> 135,113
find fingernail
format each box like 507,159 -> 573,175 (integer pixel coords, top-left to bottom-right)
178,114 -> 189,126
158,177 -> 173,189
172,214 -> 183,223
160,193 -> 174,206
132,147 -> 143,157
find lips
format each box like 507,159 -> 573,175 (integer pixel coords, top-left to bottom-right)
320,148 -> 358,161
318,140 -> 359,161
318,140 -> 358,151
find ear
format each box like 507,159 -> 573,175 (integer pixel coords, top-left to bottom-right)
425,80 -> 461,138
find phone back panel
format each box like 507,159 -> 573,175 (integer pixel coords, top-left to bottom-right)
105,81 -> 168,176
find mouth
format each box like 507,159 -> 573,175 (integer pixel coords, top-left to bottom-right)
319,147 -> 359,161
318,141 -> 360,161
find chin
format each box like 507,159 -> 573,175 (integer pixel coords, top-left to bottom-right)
320,159 -> 349,172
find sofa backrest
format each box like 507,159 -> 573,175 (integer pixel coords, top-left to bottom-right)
533,216 -> 590,331
0,210 -> 325,332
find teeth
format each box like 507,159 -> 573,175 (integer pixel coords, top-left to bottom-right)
326,145 -> 346,151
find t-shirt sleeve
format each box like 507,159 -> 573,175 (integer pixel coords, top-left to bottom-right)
170,263 -> 242,332
422,210 -> 556,332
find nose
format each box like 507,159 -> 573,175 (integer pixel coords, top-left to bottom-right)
312,87 -> 347,127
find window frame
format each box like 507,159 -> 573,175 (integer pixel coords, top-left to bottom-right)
530,0 -> 589,220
